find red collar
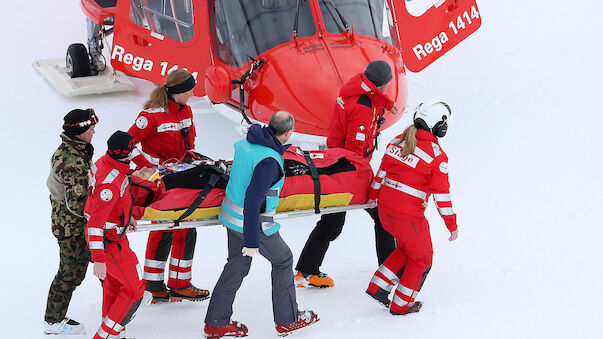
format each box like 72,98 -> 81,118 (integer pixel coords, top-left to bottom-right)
168,98 -> 188,112
416,129 -> 437,142
101,153 -> 131,173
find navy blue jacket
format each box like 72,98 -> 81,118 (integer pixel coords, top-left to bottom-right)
243,125 -> 290,248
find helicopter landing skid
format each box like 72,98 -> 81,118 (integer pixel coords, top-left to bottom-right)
33,58 -> 134,97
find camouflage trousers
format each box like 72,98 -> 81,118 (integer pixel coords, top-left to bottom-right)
44,233 -> 91,323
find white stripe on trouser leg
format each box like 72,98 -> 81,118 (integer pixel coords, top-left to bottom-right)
96,327 -> 110,338
377,265 -> 399,284
392,293 -> 409,308
142,272 -> 164,281
370,275 -> 394,292
169,271 -> 192,280
397,284 -> 419,299
145,259 -> 166,269
103,317 -> 124,333
170,257 -> 193,268
103,317 -> 115,330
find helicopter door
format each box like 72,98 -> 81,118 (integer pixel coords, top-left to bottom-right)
111,0 -> 212,96
388,0 -> 481,72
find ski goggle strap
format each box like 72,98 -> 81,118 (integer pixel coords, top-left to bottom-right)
63,108 -> 99,128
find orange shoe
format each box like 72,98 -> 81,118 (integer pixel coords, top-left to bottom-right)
295,271 -> 334,288
169,284 -> 211,302
149,289 -> 170,304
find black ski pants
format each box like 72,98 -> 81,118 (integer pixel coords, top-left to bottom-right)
295,206 -> 395,275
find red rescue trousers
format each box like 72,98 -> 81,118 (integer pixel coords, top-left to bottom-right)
93,240 -> 145,339
367,206 -> 433,314
143,228 -> 197,290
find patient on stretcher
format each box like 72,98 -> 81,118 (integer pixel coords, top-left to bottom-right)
130,146 -> 374,221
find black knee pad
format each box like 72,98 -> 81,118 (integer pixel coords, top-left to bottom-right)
417,265 -> 432,291
155,232 -> 174,260
120,297 -> 143,326
183,228 -> 197,258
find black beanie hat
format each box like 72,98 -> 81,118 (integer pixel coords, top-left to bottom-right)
107,131 -> 134,160
63,108 -> 98,137
364,61 -> 393,87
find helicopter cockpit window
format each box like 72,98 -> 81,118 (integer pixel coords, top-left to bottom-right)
130,0 -> 194,43
319,0 -> 394,44
209,0 -> 316,67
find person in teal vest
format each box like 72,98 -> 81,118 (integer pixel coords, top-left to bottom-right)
204,111 -> 319,338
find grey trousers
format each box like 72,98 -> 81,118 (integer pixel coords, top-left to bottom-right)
205,228 -> 298,327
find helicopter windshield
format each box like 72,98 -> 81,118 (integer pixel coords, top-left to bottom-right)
319,0 -> 393,44
209,0 -> 316,67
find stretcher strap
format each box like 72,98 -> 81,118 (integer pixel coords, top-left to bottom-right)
130,181 -> 155,207
175,174 -> 220,226
301,150 -> 321,214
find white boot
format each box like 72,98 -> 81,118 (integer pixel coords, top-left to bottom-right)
43,317 -> 86,335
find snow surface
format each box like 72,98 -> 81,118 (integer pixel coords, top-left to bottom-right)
1,1 -> 602,338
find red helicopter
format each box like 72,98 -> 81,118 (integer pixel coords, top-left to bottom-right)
36,0 -> 481,138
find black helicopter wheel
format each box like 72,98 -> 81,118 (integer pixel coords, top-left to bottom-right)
66,43 -> 92,78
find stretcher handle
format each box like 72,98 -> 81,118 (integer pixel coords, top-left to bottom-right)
132,202 -> 377,233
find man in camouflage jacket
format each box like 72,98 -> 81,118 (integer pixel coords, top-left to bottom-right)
43,109 -> 98,335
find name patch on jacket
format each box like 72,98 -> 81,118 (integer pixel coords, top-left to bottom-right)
386,144 -> 419,168
157,118 -> 192,132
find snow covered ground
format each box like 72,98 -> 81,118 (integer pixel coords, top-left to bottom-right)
1,1 -> 602,338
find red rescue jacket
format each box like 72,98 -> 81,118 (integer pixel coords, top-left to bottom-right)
84,154 -> 141,263
128,100 -> 196,168
327,73 -> 394,161
369,129 -> 457,232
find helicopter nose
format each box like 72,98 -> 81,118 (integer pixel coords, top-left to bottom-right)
245,37 -> 406,136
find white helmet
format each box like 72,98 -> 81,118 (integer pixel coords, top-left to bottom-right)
413,100 -> 452,137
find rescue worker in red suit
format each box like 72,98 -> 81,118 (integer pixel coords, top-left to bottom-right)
365,100 -> 459,315
127,69 -> 210,302
85,131 -> 147,339
295,61 -> 399,288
